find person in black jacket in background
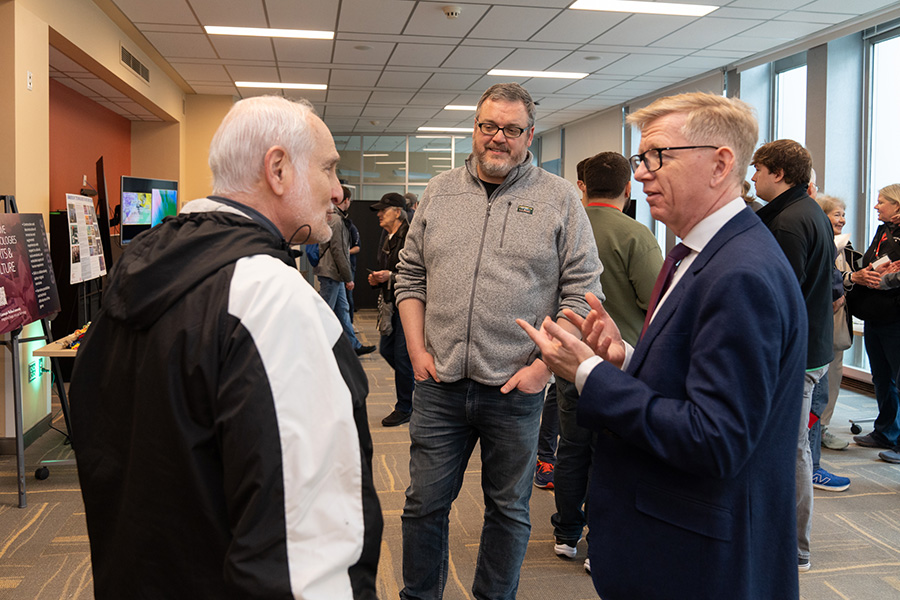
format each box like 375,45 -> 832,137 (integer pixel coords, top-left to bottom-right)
69,95 -> 382,600
369,192 -> 415,427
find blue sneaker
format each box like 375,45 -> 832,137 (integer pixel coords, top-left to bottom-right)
812,468 -> 850,492
534,460 -> 554,489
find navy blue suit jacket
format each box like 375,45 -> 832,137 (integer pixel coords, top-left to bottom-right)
577,207 -> 805,600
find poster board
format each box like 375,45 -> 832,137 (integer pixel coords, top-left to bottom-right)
0,214 -> 61,335
66,194 -> 108,284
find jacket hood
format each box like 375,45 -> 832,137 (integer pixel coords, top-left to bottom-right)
102,203 -> 293,330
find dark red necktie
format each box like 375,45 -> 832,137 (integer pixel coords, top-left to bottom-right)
641,243 -> 691,339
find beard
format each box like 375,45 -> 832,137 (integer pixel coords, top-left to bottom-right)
474,140 -> 526,179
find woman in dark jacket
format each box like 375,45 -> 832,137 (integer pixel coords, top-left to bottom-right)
848,184 -> 900,463
368,192 -> 415,427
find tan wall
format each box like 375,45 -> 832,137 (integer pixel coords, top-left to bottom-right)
183,95 -> 236,203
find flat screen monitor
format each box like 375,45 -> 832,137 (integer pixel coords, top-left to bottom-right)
120,176 -> 178,244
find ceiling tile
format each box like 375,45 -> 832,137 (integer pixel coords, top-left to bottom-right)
442,45 -> 512,69
598,54 -> 679,76
409,91 -> 456,106
333,40 -> 396,65
774,11 -> 849,25
281,89 -> 327,103
53,77 -> 100,98
517,78 -> 575,94
329,69 -> 382,87
75,77 -> 129,99
738,20 -> 837,41
468,6 -> 565,42
376,71 -> 432,89
170,62 -> 232,82
209,37 -> 276,61
187,0 -> 267,27
279,67 -> 330,84
339,0 -> 416,34
422,73 -> 483,90
555,78 -> 623,95
190,84 -> 238,95
404,2 -> 490,37
144,31 -> 218,59
652,17 -> 764,49
389,44 -> 456,67
369,91 -> 416,105
590,14 -> 695,47
49,47 -> 91,74
273,39 -> 334,63
399,107 -> 442,119
495,49 -> 574,71
548,51 -> 629,74
112,0 -> 196,25
794,0 -> 897,12
225,65 -> 280,81
326,105 -> 364,117
531,10 -> 629,44
327,90 -> 372,103
265,0 -> 339,30
361,106 -> 403,118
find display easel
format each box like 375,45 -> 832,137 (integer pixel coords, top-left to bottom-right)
0,195 -> 72,508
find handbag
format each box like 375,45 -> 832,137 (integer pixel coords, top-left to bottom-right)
377,293 -> 394,336
832,301 -> 852,351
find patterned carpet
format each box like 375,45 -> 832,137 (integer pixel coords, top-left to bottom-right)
1,310 -> 899,599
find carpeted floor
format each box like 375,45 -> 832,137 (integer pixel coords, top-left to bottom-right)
1,309 -> 899,599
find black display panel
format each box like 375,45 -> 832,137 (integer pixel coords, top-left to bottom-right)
120,176 -> 178,244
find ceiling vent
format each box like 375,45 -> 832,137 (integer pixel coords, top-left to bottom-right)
121,45 -> 150,84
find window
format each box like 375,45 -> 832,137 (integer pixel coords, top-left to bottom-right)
867,33 -> 900,240
774,64 -> 807,146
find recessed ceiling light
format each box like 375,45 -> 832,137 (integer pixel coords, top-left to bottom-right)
423,148 -> 452,152
205,26 -> 334,39
235,81 -> 327,90
418,126 -> 472,133
584,56 -> 602,61
487,69 -> 588,79
569,0 -> 718,17
444,105 -> 478,111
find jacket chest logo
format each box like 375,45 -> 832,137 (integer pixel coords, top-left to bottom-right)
517,205 -> 534,215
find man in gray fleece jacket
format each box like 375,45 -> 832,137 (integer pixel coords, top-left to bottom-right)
394,83 -> 604,600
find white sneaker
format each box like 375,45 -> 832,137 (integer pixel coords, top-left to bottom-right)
554,542 -> 577,558
584,558 -> 591,573
821,429 -> 849,450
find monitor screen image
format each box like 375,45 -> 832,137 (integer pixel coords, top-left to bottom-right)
120,176 -> 178,244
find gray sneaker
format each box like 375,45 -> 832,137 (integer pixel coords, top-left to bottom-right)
878,447 -> 900,464
853,432 -> 892,449
821,429 -> 849,450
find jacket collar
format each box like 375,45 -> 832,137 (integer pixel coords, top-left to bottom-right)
755,185 -> 810,225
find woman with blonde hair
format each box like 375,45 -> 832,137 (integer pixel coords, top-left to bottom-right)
846,184 -> 900,464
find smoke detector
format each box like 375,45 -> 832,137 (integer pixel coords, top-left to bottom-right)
442,5 -> 461,19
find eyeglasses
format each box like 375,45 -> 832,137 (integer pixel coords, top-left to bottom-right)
629,146 -> 720,173
476,122 -> 527,139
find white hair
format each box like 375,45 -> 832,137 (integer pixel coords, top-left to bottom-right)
209,96 -> 317,195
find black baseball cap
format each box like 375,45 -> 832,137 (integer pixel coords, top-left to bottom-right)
370,192 -> 407,211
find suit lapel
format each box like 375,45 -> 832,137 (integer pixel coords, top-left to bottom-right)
627,207 -> 759,375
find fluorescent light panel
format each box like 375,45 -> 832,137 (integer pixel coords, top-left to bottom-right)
428,157 -> 452,161
444,105 -> 478,111
418,127 -> 472,133
569,0 -> 718,17
376,161 -> 406,165
235,81 -> 327,90
363,153 -> 389,157
487,69 -> 587,79
423,148 -> 452,152
206,26 -> 334,39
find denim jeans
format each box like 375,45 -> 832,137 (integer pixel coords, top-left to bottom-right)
551,377 -> 594,545
809,371 -> 829,471
318,276 -> 360,349
379,309 -> 414,414
537,383 -> 559,465
797,367 -> 825,562
864,320 -> 900,446
400,378 -> 544,600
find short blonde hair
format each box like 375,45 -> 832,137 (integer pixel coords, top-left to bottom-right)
816,194 -> 845,215
880,184 -> 900,206
627,92 -> 758,181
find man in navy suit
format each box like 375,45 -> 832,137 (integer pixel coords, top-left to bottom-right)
519,92 -> 804,600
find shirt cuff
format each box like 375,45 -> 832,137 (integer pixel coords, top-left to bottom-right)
575,356 -> 603,393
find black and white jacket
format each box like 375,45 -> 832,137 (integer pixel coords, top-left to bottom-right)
70,197 -> 381,599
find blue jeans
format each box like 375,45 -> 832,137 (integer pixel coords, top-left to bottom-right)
400,378 -> 544,600
864,320 -> 900,446
552,377 -> 594,545
809,371 -> 829,471
537,383 -> 559,465
318,276 -> 360,350
379,309 -> 414,414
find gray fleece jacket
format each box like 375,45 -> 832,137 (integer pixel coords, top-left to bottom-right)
395,152 -> 604,386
